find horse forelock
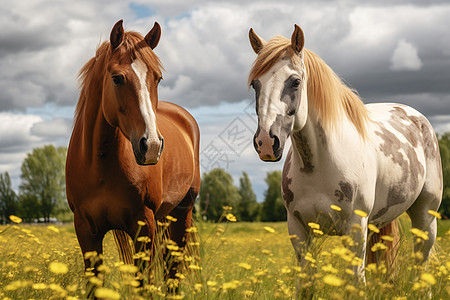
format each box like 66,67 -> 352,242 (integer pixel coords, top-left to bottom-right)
248,35 -> 370,140
74,31 -> 164,126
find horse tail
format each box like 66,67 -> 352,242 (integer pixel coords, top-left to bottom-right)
366,219 -> 400,273
112,230 -> 134,265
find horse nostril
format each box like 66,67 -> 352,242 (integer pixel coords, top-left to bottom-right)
273,135 -> 280,151
139,137 -> 148,154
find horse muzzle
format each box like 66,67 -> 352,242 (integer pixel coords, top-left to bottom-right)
133,136 -> 164,165
253,130 -> 283,162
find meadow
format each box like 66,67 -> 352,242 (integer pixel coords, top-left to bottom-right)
1,212 -> 449,300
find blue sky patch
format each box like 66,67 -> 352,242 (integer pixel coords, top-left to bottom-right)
129,2 -> 156,19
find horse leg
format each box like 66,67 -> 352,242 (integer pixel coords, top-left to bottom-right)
344,215 -> 368,283
73,213 -> 105,299
287,210 -> 312,298
164,188 -> 197,292
406,192 -> 440,263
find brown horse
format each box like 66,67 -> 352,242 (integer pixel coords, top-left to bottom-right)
66,20 -> 200,291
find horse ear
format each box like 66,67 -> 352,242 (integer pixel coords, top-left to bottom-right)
291,24 -> 305,54
145,22 -> 161,50
249,28 -> 266,54
110,20 -> 125,51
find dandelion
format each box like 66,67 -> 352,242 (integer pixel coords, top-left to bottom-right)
95,287 -> 121,300
47,225 -> 60,233
49,262 -> 69,274
166,215 -> 178,222
345,269 -> 355,275
354,209 -> 368,218
381,235 -> 394,242
321,264 -> 338,274
308,222 -> 320,230
137,236 -> 151,243
222,281 -> 239,290
185,227 -> 198,233
313,229 -> 324,235
9,215 -> 22,224
330,204 -> 342,211
410,228 -> 429,240
371,242 -> 388,252
225,213 -> 237,222
137,220 -> 146,226
118,264 -> 139,273
427,210 -> 441,219
420,272 -> 436,285
207,281 -> 218,286
322,274 -> 345,286
166,244 -> 180,251
264,226 -> 276,233
84,251 -> 98,260
368,224 -> 380,233
238,262 -> 252,270
188,264 -> 202,270
32,283 -> 47,290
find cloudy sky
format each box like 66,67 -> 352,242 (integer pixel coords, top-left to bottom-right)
1,0 -> 449,201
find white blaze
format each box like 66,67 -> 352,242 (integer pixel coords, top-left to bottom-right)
131,59 -> 158,141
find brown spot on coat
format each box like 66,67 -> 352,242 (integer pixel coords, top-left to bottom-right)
335,181 -> 354,202
293,131 -> 314,173
282,150 -> 294,206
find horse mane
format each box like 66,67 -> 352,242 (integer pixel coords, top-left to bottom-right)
75,31 -> 164,126
248,36 -> 369,139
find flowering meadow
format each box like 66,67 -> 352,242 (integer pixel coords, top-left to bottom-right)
1,211 -> 449,299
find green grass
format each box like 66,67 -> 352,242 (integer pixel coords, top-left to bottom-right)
0,215 -> 449,299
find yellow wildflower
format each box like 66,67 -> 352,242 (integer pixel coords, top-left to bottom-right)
185,227 -> 198,233
32,283 -> 47,290
188,264 -> 202,270
225,213 -> 237,222
137,220 -> 146,226
118,264 -> 138,273
381,235 -> 394,242
330,204 -> 342,211
410,228 -> 429,240
322,274 -> 345,286
354,210 -> 368,218
313,229 -> 324,235
47,225 -> 60,233
207,281 -> 217,286
427,210 -> 441,219
238,262 -> 251,270
9,215 -> 22,224
166,215 -> 178,222
264,226 -> 276,233
49,262 -> 68,274
95,287 -> 121,300
420,272 -> 436,285
308,222 -> 320,230
321,264 -> 338,274
371,242 -> 388,252
166,244 -> 180,251
368,224 -> 380,233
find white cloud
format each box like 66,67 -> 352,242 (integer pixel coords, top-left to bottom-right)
390,39 -> 423,71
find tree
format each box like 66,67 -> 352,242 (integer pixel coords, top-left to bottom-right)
19,145 -> 68,222
17,194 -> 40,223
438,133 -> 450,218
0,172 -> 18,224
260,171 -> 286,222
199,168 -> 241,222
237,172 -> 259,222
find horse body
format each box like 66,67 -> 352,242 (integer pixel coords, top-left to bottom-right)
66,20 -> 200,288
248,25 -> 442,278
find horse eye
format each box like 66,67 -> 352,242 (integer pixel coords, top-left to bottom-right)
112,74 -> 125,86
292,79 -> 301,88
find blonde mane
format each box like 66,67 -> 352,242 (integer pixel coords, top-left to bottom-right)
75,32 -> 164,126
248,36 -> 369,139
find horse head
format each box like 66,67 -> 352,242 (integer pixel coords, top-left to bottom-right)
248,25 -> 308,162
102,20 -> 164,165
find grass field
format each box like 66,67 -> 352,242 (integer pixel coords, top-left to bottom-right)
1,213 -> 449,299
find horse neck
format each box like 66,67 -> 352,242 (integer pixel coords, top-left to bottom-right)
290,103 -> 362,173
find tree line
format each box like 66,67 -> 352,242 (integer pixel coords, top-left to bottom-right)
0,145 -> 69,224
1,133 -> 450,224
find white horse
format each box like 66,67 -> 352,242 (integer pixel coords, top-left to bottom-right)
248,25 -> 442,279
